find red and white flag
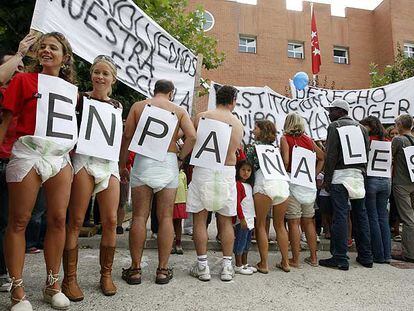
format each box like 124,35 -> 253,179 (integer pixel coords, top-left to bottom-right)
311,4 -> 321,74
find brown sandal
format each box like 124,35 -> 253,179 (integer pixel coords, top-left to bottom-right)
121,267 -> 142,285
155,267 -> 173,285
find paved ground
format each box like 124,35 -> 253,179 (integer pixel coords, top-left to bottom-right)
2,248 -> 414,311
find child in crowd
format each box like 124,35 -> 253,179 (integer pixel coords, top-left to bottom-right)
171,168 -> 188,255
234,160 -> 257,275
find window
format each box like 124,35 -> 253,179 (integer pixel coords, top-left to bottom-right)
288,42 -> 304,59
404,43 -> 414,58
334,47 -> 349,64
239,36 -> 257,53
202,11 -> 215,32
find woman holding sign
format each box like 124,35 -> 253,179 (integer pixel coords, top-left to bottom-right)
246,120 -> 291,273
63,55 -> 122,300
280,113 -> 325,268
0,32 -> 76,311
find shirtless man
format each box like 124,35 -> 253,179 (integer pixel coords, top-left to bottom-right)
119,80 -> 196,285
187,85 -> 243,282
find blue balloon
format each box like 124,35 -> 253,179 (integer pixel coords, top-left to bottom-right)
293,72 -> 309,91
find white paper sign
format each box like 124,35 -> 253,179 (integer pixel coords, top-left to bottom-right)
129,105 -> 178,161
290,146 -> 316,189
190,118 -> 232,170
255,145 -> 290,181
76,97 -> 123,161
367,140 -> 392,178
34,74 -> 78,148
403,146 -> 414,182
30,0 -> 197,112
337,125 -> 367,165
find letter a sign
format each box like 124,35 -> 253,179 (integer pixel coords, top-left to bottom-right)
190,118 -> 232,170
34,74 -> 78,148
129,105 -> 178,161
337,125 -> 367,165
290,146 -> 316,189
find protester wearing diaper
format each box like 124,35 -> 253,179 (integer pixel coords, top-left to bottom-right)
63,55 -> 122,301
319,99 -> 373,271
119,79 -> 196,285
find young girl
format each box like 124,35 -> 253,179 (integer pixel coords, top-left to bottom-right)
234,160 -> 257,275
172,168 -> 188,255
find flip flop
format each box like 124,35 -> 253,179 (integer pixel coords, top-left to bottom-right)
255,263 -> 269,274
304,256 -> 319,267
275,262 -> 290,273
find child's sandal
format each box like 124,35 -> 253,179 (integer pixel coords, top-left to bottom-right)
155,267 -> 173,285
121,267 -> 142,285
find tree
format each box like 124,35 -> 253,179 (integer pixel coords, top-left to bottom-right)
0,0 -> 224,115
370,44 -> 414,88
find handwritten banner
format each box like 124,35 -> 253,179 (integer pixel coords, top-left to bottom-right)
31,0 -> 197,112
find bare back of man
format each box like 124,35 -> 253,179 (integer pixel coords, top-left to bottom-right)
119,81 -> 196,285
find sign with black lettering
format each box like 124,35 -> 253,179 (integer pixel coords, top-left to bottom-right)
76,97 -> 123,161
190,118 -> 232,170
255,145 -> 290,181
34,74 -> 78,148
367,140 -> 392,178
290,146 -> 316,189
337,125 -> 367,165
290,77 -> 414,124
129,105 -> 178,161
30,0 -> 197,112
403,146 -> 414,182
208,82 -> 330,144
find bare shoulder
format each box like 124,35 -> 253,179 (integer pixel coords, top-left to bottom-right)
230,114 -> 243,130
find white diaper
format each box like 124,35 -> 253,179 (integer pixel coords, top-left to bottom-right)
186,166 -> 236,217
130,152 -> 178,193
253,169 -> 290,205
6,136 -> 73,183
73,153 -> 119,195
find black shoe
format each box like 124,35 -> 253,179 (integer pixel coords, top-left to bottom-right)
82,221 -> 95,228
319,257 -> 349,271
116,226 -> 124,235
391,254 -> 414,263
356,257 -> 373,268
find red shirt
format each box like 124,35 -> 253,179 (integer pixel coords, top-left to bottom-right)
236,181 -> 246,221
284,133 -> 314,172
0,86 -> 18,159
2,73 -> 39,142
369,135 -> 390,142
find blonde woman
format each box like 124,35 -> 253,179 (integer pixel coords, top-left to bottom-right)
280,112 -> 325,267
0,32 -> 76,311
63,55 -> 121,300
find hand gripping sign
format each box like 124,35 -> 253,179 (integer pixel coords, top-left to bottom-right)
290,146 -> 316,189
190,118 -> 232,170
403,146 -> 414,182
76,97 -> 123,162
255,144 -> 290,181
367,140 -> 392,178
129,104 -> 178,161
337,125 -> 367,165
34,74 -> 78,148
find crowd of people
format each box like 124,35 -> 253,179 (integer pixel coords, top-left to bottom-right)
0,32 -> 413,311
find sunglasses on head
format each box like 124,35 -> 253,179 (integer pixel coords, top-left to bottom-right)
94,55 -> 116,66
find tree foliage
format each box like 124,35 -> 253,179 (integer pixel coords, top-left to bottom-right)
0,0 -> 224,115
370,44 -> 414,88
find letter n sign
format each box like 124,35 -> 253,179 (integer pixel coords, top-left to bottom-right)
76,97 -> 123,161
255,144 -> 289,181
190,118 -> 232,170
337,125 -> 367,165
129,105 -> 178,161
34,74 -> 78,148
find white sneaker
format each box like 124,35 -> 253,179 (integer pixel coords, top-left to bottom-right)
0,274 -> 11,292
11,300 -> 33,311
189,263 -> 211,282
234,266 -> 253,275
244,264 -> 258,273
220,265 -> 235,282
301,233 -> 307,242
316,235 -> 321,243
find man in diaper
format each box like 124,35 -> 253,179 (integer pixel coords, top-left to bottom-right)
119,80 -> 196,285
187,85 -> 243,282
319,99 -> 372,271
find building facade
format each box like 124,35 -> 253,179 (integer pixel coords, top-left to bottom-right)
189,0 -> 414,99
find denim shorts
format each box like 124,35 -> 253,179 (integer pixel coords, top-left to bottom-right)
233,224 -> 253,255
